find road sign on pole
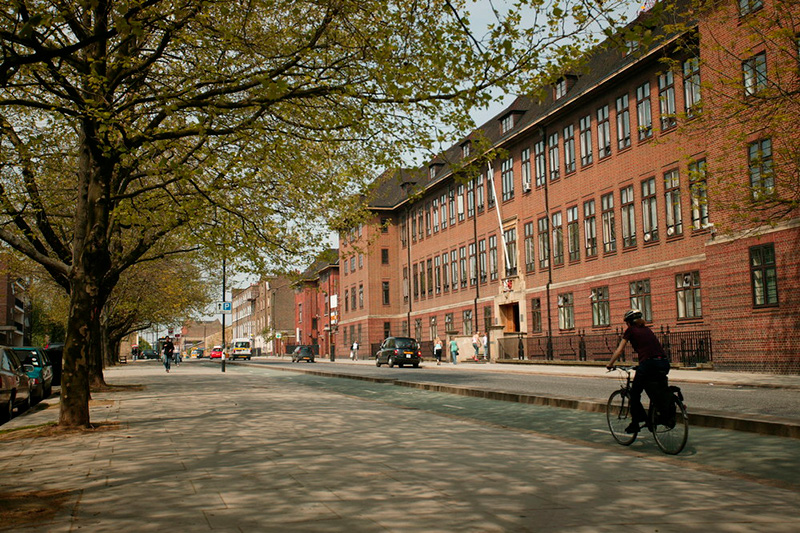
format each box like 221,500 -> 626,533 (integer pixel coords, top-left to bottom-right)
216,301 -> 232,314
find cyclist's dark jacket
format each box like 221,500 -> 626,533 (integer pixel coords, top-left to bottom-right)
623,325 -> 666,362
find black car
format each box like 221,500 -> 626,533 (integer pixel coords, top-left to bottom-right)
375,337 -> 421,368
140,349 -> 158,360
291,345 -> 315,363
1,346 -> 32,423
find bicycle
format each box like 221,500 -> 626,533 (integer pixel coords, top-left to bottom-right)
606,365 -> 689,454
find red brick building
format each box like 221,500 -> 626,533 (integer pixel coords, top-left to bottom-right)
293,249 -> 340,358
338,1 -> 799,373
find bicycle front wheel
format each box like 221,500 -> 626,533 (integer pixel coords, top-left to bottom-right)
651,395 -> 689,455
607,389 -> 637,446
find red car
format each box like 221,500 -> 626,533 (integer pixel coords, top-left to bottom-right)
209,346 -> 223,359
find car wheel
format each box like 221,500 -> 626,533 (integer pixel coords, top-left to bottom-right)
413,363 -> 420,368
19,393 -> 31,415
388,357 -> 395,368
375,358 -> 382,367
1,398 -> 12,423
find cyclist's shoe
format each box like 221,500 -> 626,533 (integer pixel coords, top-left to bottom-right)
625,422 -> 640,434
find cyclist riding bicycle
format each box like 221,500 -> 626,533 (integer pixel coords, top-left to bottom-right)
607,309 -> 670,434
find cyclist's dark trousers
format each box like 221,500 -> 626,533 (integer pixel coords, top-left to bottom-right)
630,358 -> 670,424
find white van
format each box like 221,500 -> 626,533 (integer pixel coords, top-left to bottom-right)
231,338 -> 252,360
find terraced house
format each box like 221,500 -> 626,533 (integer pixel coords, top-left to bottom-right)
336,0 -> 800,373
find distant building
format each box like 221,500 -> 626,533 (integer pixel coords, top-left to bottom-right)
0,273 -> 27,347
294,250 -> 339,358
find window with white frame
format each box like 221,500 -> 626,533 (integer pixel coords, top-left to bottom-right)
621,185 -> 636,248
567,206 -> 580,262
534,140 -> 546,187
630,279 -> 652,322
641,177 -> 659,242
459,246 -> 467,288
664,169 -> 683,236
432,198 -> 439,232
563,124 -> 576,173
689,159 -> 709,229
579,115 -> 593,166
683,57 -> 701,117
479,239 -> 487,282
521,148 -> 532,191
749,138 -> 774,200
504,227 -> 518,276
442,252 -> 449,290
558,292 -> 574,330
743,52 -> 767,96
440,193 -> 448,229
636,82 -> 652,140
467,179 -> 475,217
597,105 -> 611,158
739,0 -> 763,17
524,221 -> 536,272
591,286 -> 610,327
584,199 -> 597,257
468,243 -> 477,285
476,175 -> 485,211
531,298 -> 542,333
601,193 -> 616,253
750,243 -> 778,307
552,211 -> 564,266
457,184 -> 465,222
451,249 -> 459,289
548,131 -> 560,181
538,217 -> 550,269
658,71 -> 676,130
501,157 -> 514,201
489,235 -> 498,280
616,94 -> 631,149
434,255 -> 441,293
463,309 -> 474,336
676,271 -> 702,319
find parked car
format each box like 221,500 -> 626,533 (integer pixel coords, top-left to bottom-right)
375,337 -> 422,368
140,349 -> 158,360
13,347 -> 53,403
44,343 -> 63,386
1,346 -> 32,423
291,345 -> 315,363
209,346 -> 224,359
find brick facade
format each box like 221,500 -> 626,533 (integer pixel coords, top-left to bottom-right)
335,1 -> 800,372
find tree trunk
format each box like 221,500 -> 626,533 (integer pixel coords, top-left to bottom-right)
58,282 -> 97,427
88,316 -> 107,390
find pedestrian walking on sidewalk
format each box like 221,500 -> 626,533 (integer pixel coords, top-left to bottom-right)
472,333 -> 480,361
433,337 -> 443,365
162,336 -> 175,373
449,338 -> 459,365
350,341 -> 359,361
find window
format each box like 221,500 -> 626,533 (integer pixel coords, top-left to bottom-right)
358,284 -> 364,308
381,248 -> 389,264
419,261 -> 426,296
435,255 -> 441,294
504,227 -> 518,276
451,249 -> 459,289
530,298 -> 542,333
558,293 -> 574,330
401,320 -> 408,337
664,169 -> 683,236
468,243 -> 477,285
462,141 -> 471,159
750,244 -> 778,307
538,217 -> 550,269
344,289 -> 349,312
476,175 -> 485,212
430,316 -> 437,341
641,177 -> 659,242
676,271 -> 702,319
563,125 -> 576,173
384,322 -> 391,339
689,159 -> 710,229
467,179 -> 475,217
463,310 -> 473,336
425,203 -> 431,235
548,132 -> 560,181
483,306 -> 493,337
478,239 -> 487,283
489,235 -> 498,281
343,257 -> 349,274
524,221 -> 536,272
749,138 -> 774,199
601,193 -> 616,253
739,0 -> 763,17
591,286 -> 610,327
636,82 -> 652,140
457,184 -> 465,222
597,105 -> 611,158
621,185 -> 636,248
500,114 -> 514,134
402,267 -> 408,302
534,140 -> 546,187
486,168 -> 496,208
552,212 -> 564,266
743,52 -> 767,96
414,319 -> 422,341
413,264 -> 419,299
382,281 -> 390,305
630,279 -> 652,322
400,214 -> 407,247
432,198 -> 439,232
584,199 -> 597,257
567,206 -> 580,262
658,71 -> 676,130
521,148 -> 532,191
449,188 -> 456,226
501,157 -> 514,201
459,246 -> 467,288
683,57 -> 701,117
555,78 -> 567,99
351,285 -> 357,310
440,193 -> 448,229
616,94 -> 631,149
417,208 -> 423,240
427,258 -> 433,295
350,256 -> 356,272
442,252 -> 449,291
445,313 -> 453,333
579,115 -> 593,166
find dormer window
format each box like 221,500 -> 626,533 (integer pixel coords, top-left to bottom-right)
500,114 -> 514,134
461,142 -> 471,159
555,79 -> 567,99
428,164 -> 442,180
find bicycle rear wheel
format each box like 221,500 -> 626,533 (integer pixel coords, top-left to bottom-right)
607,389 -> 637,446
650,395 -> 688,455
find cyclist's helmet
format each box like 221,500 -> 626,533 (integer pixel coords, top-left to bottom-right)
623,309 -> 643,323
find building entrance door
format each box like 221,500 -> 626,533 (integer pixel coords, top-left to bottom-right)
499,302 -> 520,333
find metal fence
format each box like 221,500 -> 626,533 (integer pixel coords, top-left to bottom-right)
497,327 -> 712,367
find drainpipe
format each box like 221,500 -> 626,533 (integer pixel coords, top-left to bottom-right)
540,126 -> 554,359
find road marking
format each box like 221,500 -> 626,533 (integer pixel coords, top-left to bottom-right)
443,404 -> 464,409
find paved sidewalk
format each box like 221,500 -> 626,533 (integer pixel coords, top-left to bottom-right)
1,363 -> 799,532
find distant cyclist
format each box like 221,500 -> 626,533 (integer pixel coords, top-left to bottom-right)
163,336 -> 175,373
607,310 -> 670,434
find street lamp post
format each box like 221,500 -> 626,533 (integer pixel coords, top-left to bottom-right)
221,257 -> 227,373
400,178 -> 417,337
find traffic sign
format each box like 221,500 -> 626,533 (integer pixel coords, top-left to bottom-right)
216,301 -> 232,314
